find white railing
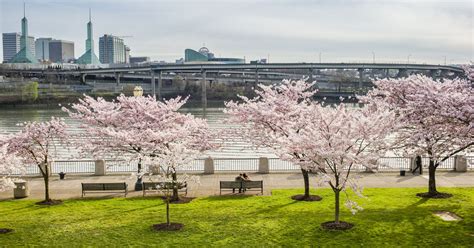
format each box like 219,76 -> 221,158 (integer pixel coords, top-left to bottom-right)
7,155 -> 472,176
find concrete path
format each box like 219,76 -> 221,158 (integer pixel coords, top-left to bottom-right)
1,171 -> 473,200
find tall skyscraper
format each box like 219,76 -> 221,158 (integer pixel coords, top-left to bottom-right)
9,3 -> 36,63
35,38 -> 51,61
2,32 -> 20,63
49,40 -> 75,63
99,34 -> 126,64
76,9 -> 100,65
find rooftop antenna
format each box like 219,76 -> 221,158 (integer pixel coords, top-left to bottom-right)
89,8 -> 91,22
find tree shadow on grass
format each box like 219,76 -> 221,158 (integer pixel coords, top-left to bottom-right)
201,194 -> 255,202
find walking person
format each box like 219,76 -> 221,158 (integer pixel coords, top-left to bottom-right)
412,155 -> 422,175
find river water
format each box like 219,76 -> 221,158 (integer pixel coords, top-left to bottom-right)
0,103 -> 276,160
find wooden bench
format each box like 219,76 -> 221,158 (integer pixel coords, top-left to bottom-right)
142,182 -> 187,196
81,182 -> 128,197
219,181 -> 263,195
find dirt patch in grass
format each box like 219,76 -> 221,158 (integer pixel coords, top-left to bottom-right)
161,197 -> 195,204
35,199 -> 63,206
416,192 -> 453,199
152,223 -> 184,231
321,221 -> 354,231
433,211 -> 462,221
0,228 -> 13,234
291,194 -> 322,202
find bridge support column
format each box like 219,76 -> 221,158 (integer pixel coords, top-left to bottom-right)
358,68 -> 364,89
151,70 -> 156,97
115,72 -> 121,86
157,70 -> 162,100
201,70 -> 207,108
255,69 -> 259,86
309,68 -> 314,83
80,74 -> 86,84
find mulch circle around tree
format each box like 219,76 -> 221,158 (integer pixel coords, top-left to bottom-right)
0,228 -> 13,234
35,199 -> 63,206
291,194 -> 322,202
321,221 -> 354,231
416,192 -> 453,199
152,223 -> 184,231
161,197 -> 195,204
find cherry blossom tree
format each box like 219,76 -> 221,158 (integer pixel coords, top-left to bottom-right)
3,117 -> 68,204
225,80 -> 322,201
364,74 -> 473,198
63,94 -> 213,201
290,102 -> 396,230
0,143 -> 26,234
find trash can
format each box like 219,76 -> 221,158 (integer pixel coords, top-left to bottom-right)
400,170 -> 406,176
59,172 -> 66,180
13,181 -> 29,199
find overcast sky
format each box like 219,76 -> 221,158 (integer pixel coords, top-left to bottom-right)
0,0 -> 472,64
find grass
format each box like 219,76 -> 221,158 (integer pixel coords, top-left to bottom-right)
0,187 -> 473,247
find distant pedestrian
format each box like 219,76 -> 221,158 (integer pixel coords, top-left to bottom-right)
413,155 -> 422,175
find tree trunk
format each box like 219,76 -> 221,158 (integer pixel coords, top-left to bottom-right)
428,159 -> 437,195
335,189 -> 340,224
171,172 -> 179,201
166,198 -> 170,226
43,173 -> 50,202
301,168 -> 310,198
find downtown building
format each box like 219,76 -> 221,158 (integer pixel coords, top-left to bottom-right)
49,40 -> 75,63
3,32 -> 35,63
35,38 -> 52,62
99,34 -> 128,64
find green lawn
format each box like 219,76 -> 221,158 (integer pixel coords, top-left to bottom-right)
0,188 -> 473,247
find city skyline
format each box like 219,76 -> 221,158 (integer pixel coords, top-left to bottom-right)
0,0 -> 472,64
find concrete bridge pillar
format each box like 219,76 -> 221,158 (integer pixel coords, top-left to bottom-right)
151,70 -> 156,97
309,68 -> 314,83
115,72 -> 121,85
157,70 -> 162,101
201,70 -> 207,108
255,69 -> 259,85
357,68 -> 364,89
80,74 -> 87,84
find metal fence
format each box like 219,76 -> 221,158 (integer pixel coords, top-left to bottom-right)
6,155 -> 474,176
214,158 -> 259,171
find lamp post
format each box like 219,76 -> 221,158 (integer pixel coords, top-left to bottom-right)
407,54 -> 411,64
133,86 -> 144,191
372,51 -> 375,64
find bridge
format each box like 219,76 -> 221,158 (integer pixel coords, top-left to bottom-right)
0,62 -> 465,105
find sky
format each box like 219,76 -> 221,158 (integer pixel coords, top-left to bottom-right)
0,0 -> 472,64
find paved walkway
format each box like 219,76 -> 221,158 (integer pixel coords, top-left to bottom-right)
1,171 -> 473,200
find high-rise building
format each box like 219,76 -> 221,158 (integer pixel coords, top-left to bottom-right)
99,34 -> 126,64
2,32 -> 20,63
35,38 -> 52,62
28,36 -> 35,58
49,40 -> 75,63
76,9 -> 100,65
124,45 -> 130,64
9,4 -> 36,63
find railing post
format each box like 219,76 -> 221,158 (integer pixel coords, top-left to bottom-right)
95,159 -> 106,176
409,157 -> 416,172
454,155 -> 467,172
258,157 -> 269,174
204,157 -> 214,174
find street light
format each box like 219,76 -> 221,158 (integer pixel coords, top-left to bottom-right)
407,54 -> 412,64
372,51 -> 375,63
133,85 -> 144,191
319,52 -> 322,63
133,86 -> 143,97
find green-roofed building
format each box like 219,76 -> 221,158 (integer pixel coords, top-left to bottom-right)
9,4 -> 36,63
77,9 -> 100,65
